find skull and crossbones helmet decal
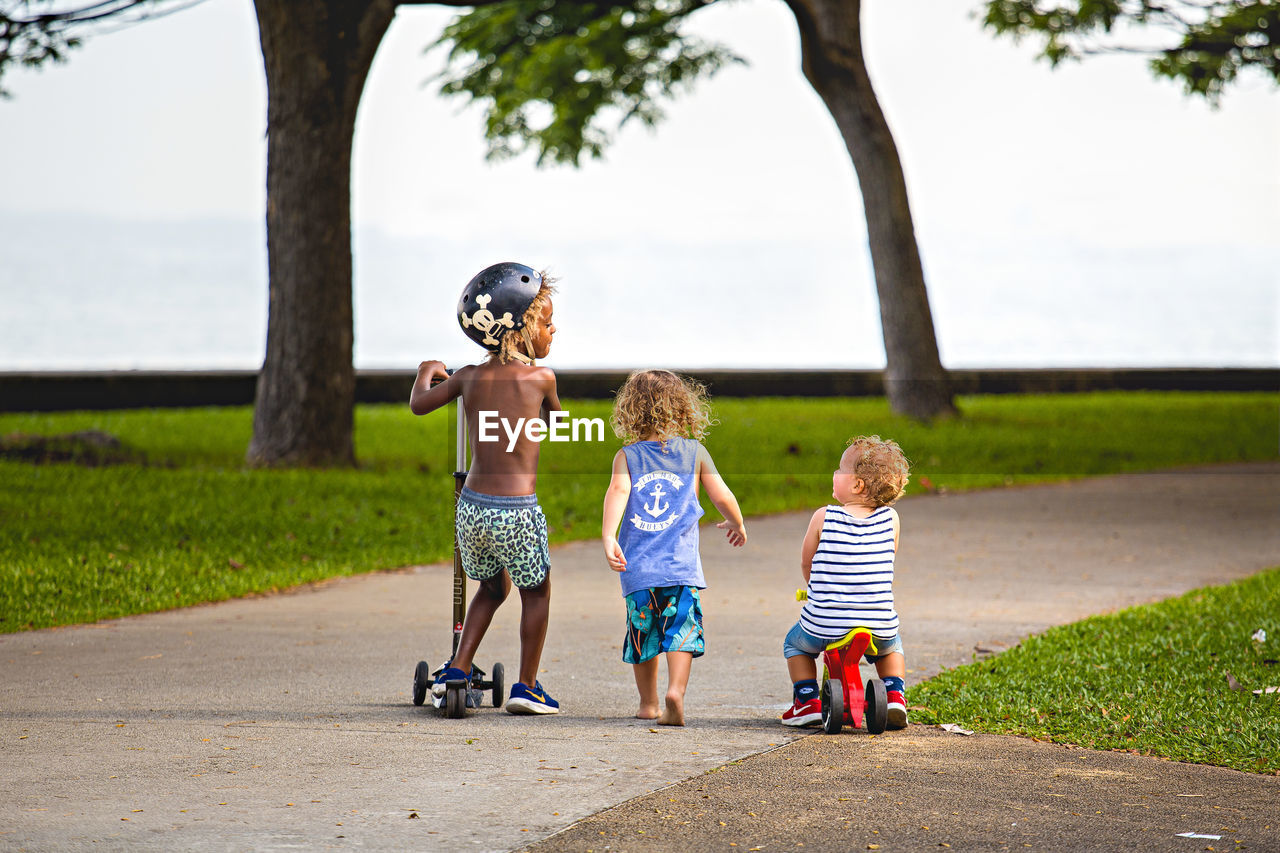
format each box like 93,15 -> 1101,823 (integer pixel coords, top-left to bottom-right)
457,262 -> 544,351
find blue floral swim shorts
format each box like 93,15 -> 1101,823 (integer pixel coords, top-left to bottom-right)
455,487 -> 550,590
623,585 -> 704,664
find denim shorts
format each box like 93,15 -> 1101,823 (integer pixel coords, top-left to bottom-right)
783,621 -> 904,662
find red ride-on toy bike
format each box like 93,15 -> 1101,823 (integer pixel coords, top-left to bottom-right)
410,373 -> 505,718
797,590 -> 888,735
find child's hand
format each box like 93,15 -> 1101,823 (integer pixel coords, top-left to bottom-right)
717,520 -> 747,547
417,360 -> 448,383
602,536 -> 627,572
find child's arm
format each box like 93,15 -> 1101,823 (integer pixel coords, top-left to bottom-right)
601,450 -> 631,572
799,508 -> 826,584
538,368 -> 563,422
409,360 -> 462,415
696,445 -> 747,547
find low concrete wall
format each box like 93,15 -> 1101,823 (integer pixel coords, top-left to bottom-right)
0,368 -> 1275,412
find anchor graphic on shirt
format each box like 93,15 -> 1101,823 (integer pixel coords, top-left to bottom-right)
628,470 -> 683,532
643,482 -> 670,517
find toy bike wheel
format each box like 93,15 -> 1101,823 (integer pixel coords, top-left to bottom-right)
445,681 -> 468,718
821,678 -> 845,735
491,662 -> 505,708
865,678 -> 888,734
412,660 -> 432,707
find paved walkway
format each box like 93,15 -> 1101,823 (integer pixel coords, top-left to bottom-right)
2,463 -> 1277,851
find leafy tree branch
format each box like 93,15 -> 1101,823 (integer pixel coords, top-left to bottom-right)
0,0 -> 210,94
431,0 -> 744,165
982,0 -> 1280,101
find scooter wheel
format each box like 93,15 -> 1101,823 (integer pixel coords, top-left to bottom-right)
445,681 -> 467,718
821,678 -> 844,735
412,660 -> 432,707
491,662 -> 505,708
865,678 -> 888,734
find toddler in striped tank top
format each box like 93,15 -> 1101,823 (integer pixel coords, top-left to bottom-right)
781,436 -> 911,729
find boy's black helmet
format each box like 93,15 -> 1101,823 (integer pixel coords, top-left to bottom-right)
457,262 -> 543,351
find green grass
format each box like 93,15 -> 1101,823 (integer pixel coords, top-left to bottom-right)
0,391 -> 1275,632
910,567 -> 1280,774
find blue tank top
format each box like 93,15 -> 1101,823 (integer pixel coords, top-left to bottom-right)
617,438 -> 706,596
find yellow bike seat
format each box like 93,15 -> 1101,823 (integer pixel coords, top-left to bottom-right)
824,627 -> 878,657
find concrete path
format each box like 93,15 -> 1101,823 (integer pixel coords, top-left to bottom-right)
2,463 -> 1277,852
529,726 -> 1280,852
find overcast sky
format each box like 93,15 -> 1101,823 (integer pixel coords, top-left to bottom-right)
2,0 -> 1276,369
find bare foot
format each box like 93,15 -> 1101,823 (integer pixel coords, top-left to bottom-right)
658,694 -> 685,726
636,704 -> 660,720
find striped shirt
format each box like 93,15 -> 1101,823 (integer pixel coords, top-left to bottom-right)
799,505 -> 900,640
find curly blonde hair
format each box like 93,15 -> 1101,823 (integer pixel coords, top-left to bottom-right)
610,369 -> 714,444
846,435 -> 911,507
492,277 -> 557,365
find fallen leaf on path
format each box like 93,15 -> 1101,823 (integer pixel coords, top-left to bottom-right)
939,724 -> 974,736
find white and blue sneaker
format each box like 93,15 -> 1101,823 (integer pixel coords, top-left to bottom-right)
432,663 -> 470,698
504,681 -> 559,715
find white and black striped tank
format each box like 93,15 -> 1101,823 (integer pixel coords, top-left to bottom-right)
799,505 -> 899,640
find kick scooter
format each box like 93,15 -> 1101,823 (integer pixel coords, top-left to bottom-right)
411,373 -> 505,717
796,590 -> 888,735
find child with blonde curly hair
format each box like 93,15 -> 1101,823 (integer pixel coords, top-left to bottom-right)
602,369 -> 747,725
782,436 -> 912,729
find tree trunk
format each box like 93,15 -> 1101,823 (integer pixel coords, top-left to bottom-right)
785,0 -> 956,421
247,1 -> 396,466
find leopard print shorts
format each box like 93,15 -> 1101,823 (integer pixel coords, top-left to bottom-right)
455,487 -> 551,589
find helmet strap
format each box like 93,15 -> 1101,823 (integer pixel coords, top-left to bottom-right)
514,326 -> 538,365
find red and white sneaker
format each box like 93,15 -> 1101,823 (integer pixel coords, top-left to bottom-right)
781,697 -> 823,727
886,690 -> 908,729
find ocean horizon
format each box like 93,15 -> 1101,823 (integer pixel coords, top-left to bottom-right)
4,211 -> 1276,373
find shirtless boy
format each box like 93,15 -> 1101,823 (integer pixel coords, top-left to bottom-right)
410,261 -> 561,714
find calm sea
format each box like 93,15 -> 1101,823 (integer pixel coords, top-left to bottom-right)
3,212 -> 1276,373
